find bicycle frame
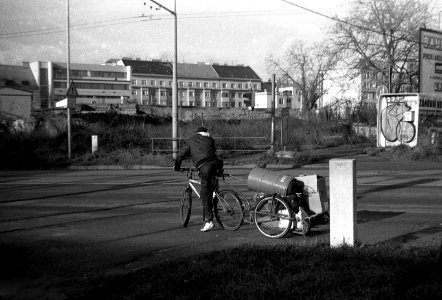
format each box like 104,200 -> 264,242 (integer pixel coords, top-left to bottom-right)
179,167 -> 243,230
185,171 -> 218,200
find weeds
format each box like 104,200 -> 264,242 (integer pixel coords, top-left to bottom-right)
0,111 -> 374,169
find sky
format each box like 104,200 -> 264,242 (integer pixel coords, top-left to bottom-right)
1,0 -> 442,80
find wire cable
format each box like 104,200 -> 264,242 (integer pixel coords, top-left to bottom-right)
280,0 -> 421,44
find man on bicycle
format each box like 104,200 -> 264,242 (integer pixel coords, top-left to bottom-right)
174,127 -> 223,232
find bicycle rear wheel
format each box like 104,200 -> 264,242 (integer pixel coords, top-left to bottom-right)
180,187 -> 192,227
214,190 -> 243,231
254,196 -> 292,238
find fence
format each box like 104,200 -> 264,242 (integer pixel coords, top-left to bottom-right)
151,136 -> 270,154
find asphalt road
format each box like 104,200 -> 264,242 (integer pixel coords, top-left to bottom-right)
0,155 -> 442,299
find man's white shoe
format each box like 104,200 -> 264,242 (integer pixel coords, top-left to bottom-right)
201,221 -> 214,232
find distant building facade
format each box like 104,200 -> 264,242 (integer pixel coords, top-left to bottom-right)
0,64 -> 39,111
26,61 -> 131,108
360,59 -> 418,105
0,64 -> 39,121
254,81 -> 303,110
108,59 -> 262,108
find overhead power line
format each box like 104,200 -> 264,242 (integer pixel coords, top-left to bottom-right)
280,0 -> 421,44
0,8 -> 347,40
0,16 -> 160,40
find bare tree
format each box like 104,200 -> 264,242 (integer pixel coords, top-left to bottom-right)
331,0 -> 433,92
266,41 -> 339,118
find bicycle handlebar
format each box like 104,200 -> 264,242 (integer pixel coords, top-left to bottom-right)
175,167 -> 229,178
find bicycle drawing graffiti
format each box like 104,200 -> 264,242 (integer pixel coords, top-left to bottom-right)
377,94 -> 420,148
380,102 -> 416,143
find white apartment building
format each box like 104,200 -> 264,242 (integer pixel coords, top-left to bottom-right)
27,61 -> 131,108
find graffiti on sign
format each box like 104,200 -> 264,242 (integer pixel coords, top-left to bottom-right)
377,94 -> 419,148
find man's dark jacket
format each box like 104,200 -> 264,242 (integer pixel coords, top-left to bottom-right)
175,134 -> 218,169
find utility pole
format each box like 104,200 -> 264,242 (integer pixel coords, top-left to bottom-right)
66,0 -> 72,159
150,0 -> 178,159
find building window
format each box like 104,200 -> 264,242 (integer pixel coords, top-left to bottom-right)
151,80 -> 156,86
231,83 -> 235,89
142,80 -> 147,85
238,102 -> 242,107
169,81 -> 172,86
142,90 -> 148,95
253,84 -> 257,90
132,90 -> 137,95
212,83 -> 217,88
244,83 -> 248,89
287,98 -> 292,103
131,80 -> 137,85
222,92 -> 229,97
179,81 -> 184,87
189,91 -> 194,97
160,81 -> 165,86
204,82 -> 209,88
279,98 -> 283,104
161,91 -> 166,96
188,82 -> 193,87
222,83 -> 227,89
238,83 -> 242,89
196,82 -> 201,87
180,91 -> 186,97
237,93 -> 242,98
205,92 -> 210,98
205,102 -> 211,107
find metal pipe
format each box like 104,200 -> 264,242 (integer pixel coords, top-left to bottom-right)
270,74 -> 276,150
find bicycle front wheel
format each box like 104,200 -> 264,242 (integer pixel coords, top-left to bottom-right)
214,190 -> 243,231
180,187 -> 192,227
254,196 -> 292,238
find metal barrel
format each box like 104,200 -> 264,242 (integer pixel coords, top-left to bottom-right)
247,167 -> 296,197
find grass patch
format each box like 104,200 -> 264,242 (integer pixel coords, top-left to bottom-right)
71,243 -> 442,299
72,148 -> 173,168
379,144 -> 442,162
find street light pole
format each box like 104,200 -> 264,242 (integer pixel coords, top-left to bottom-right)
150,0 -> 178,159
66,0 -> 72,159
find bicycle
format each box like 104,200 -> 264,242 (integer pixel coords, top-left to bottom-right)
178,167 -> 243,230
238,186 -> 329,239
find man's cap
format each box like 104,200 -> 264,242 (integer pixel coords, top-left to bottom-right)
196,127 -> 207,133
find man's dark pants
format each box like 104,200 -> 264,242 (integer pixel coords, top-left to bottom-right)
199,159 -> 223,222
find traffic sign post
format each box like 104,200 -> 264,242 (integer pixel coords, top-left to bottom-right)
376,85 -> 388,99
281,107 -> 290,147
66,81 -> 78,109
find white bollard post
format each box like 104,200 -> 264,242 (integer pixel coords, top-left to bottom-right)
91,135 -> 98,153
329,159 -> 357,247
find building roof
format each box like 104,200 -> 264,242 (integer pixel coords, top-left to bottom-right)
53,62 -> 127,72
211,64 -> 261,80
121,59 -> 173,75
177,63 -> 218,79
0,64 -> 38,91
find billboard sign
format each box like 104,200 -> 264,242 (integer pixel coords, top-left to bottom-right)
419,28 -> 442,93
